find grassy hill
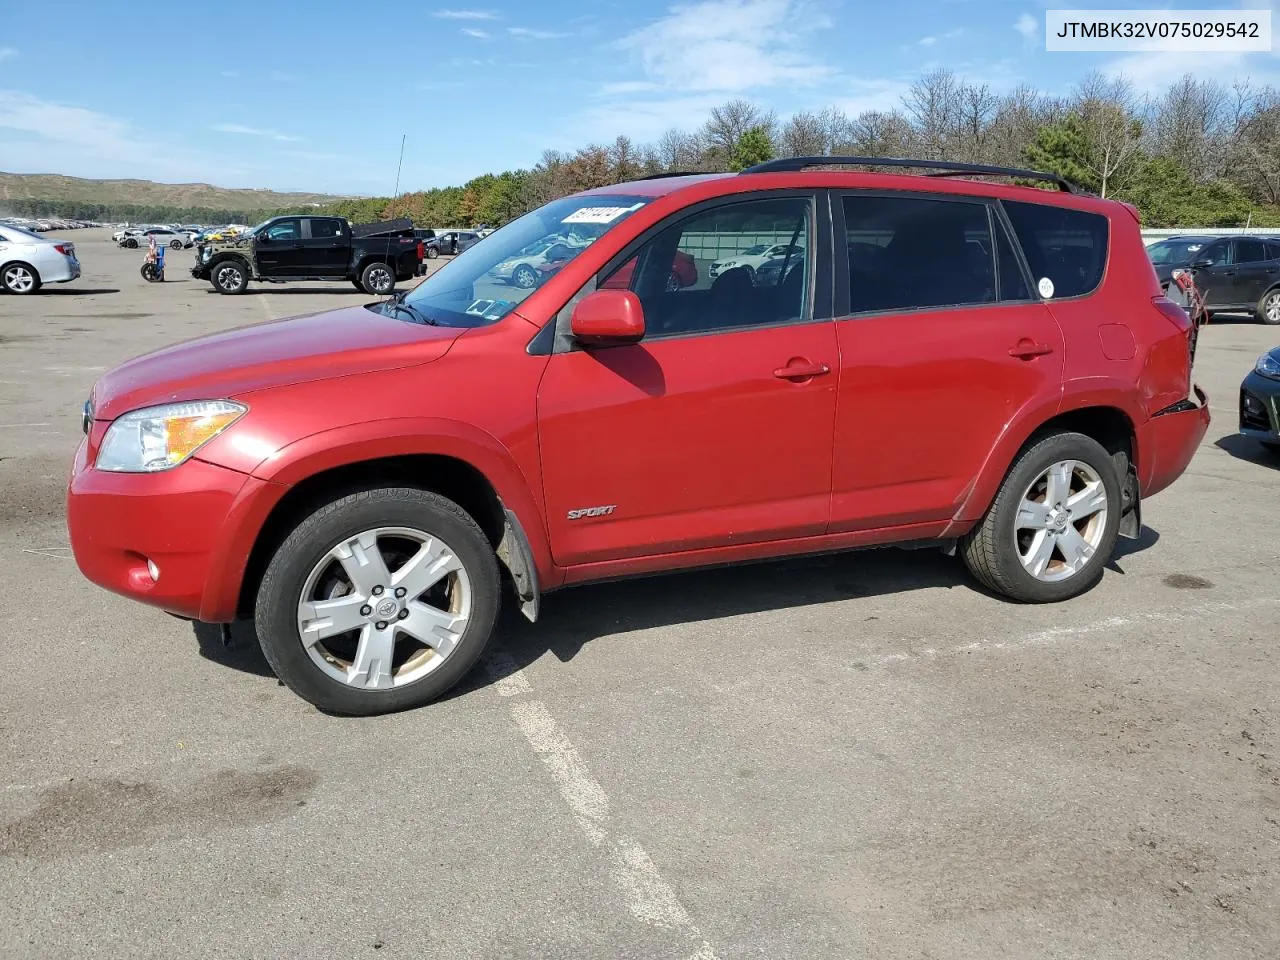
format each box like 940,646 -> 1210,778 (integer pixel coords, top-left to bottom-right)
0,172 -> 348,211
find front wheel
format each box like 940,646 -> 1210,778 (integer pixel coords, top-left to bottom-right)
254,487 -> 502,715
425,246 -> 439,259
125,238 -> 138,249
1257,288 -> 1280,325
213,260 -> 249,294
961,432 -> 1121,603
169,239 -> 183,249
361,261 -> 395,296
512,264 -> 537,289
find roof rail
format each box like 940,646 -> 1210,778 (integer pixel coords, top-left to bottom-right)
628,170 -> 716,181
739,156 -> 1083,193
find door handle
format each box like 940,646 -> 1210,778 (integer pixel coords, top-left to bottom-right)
1009,340 -> 1054,360
773,359 -> 831,380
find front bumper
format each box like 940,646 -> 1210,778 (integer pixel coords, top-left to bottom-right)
191,262 -> 211,280
1240,371 -> 1280,442
66,436 -> 253,620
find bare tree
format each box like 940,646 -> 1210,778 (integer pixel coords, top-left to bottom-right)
1148,74 -> 1231,180
609,135 -> 641,181
953,82 -> 999,162
902,68 -> 962,159
844,110 -> 917,156
779,111 -> 829,156
1228,85 -> 1280,204
1073,73 -> 1144,197
655,128 -> 705,170
702,99 -> 777,162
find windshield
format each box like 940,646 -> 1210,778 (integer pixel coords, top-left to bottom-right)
403,194 -> 651,325
1148,239 -> 1206,265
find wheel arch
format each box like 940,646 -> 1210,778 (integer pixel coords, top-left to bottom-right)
224,423 -> 555,621
953,399 -> 1139,529
1,259 -> 40,281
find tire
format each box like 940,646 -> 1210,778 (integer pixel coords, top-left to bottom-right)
1,262 -> 41,294
352,279 -> 366,291
169,239 -> 182,249
1257,288 -> 1280,325
512,264 -> 537,289
140,262 -> 160,282
425,246 -> 439,259
125,238 -> 138,248
960,431 -> 1121,603
360,261 -> 395,296
212,260 -> 249,294
254,487 -> 501,715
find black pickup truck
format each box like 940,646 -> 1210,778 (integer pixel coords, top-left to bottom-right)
192,215 -> 424,295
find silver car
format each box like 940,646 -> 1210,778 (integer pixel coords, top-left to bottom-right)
0,223 -> 81,294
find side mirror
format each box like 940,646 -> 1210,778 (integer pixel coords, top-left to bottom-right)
1190,258 -> 1212,269
571,289 -> 645,345
257,232 -> 270,243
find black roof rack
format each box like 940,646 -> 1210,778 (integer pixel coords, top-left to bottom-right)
739,156 -> 1083,193
628,170 -> 716,181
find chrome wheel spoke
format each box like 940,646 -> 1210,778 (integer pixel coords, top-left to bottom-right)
333,531 -> 392,597
1057,526 -> 1095,572
1044,460 -> 1073,505
348,624 -> 395,689
1022,529 -> 1056,577
398,601 -> 467,657
298,593 -> 367,644
392,539 -> 461,599
1066,479 -> 1107,519
1016,499 -> 1052,530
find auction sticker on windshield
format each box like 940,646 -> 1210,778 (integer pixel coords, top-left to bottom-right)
561,204 -> 644,224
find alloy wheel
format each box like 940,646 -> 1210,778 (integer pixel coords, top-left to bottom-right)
3,265 -> 35,293
296,527 -> 472,690
216,266 -> 241,291
1265,292 -> 1280,323
1013,459 -> 1109,582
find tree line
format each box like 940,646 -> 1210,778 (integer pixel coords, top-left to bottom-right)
12,70 -> 1279,229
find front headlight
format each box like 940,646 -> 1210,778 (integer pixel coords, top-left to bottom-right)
96,400 -> 246,473
1256,353 -> 1280,381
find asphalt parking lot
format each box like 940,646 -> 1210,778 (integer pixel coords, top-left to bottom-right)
2,228 -> 1279,959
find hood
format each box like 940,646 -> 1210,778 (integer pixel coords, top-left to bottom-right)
91,304 -> 465,421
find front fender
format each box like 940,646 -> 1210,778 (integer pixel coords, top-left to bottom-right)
249,417 -> 557,587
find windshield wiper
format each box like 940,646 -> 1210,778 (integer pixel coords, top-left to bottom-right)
381,298 -> 437,325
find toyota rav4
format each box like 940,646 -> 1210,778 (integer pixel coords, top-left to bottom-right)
67,157 -> 1209,715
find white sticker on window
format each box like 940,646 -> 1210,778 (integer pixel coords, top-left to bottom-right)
1038,276 -> 1055,298
561,203 -> 643,224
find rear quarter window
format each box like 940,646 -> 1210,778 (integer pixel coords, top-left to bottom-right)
1002,200 -> 1109,299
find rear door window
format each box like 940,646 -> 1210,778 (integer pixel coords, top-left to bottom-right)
1002,200 -> 1109,299
842,194 -> 995,313
1234,238 -> 1268,264
308,218 -> 343,239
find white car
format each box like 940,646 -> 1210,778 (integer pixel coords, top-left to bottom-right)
0,223 -> 81,294
708,242 -> 803,281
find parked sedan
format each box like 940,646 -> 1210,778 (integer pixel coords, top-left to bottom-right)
0,223 -> 81,294
1240,347 -> 1280,451
119,228 -> 192,249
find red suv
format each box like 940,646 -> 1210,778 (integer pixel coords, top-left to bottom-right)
67,157 -> 1209,715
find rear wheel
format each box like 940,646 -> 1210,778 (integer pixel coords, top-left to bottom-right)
961,432 -> 1120,603
361,261 -> 395,296
512,264 -> 537,289
254,487 -> 501,715
1,262 -> 40,294
213,260 -> 249,294
169,238 -> 183,249
1257,288 -> 1280,325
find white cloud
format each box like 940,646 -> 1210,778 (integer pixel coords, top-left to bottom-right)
1014,13 -> 1038,45
597,80 -> 660,96
508,27 -> 568,39
830,78 -> 915,116
919,36 -> 937,47
617,0 -> 836,93
461,28 -> 491,38
0,89 -> 258,184
0,47 -> 17,63
213,123 -> 302,142
433,8 -> 496,18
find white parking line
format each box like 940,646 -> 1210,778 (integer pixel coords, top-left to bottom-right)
485,654 -> 718,958
870,596 -> 1280,668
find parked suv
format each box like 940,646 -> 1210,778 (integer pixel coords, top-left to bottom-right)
66,157 -> 1209,715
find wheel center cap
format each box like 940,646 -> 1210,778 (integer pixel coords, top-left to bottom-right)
375,597 -> 399,619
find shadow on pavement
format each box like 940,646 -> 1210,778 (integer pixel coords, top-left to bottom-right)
197,531 -> 1167,702
1215,433 -> 1280,468
20,288 -> 122,296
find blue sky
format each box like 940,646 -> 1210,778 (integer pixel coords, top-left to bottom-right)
0,0 -> 1277,197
